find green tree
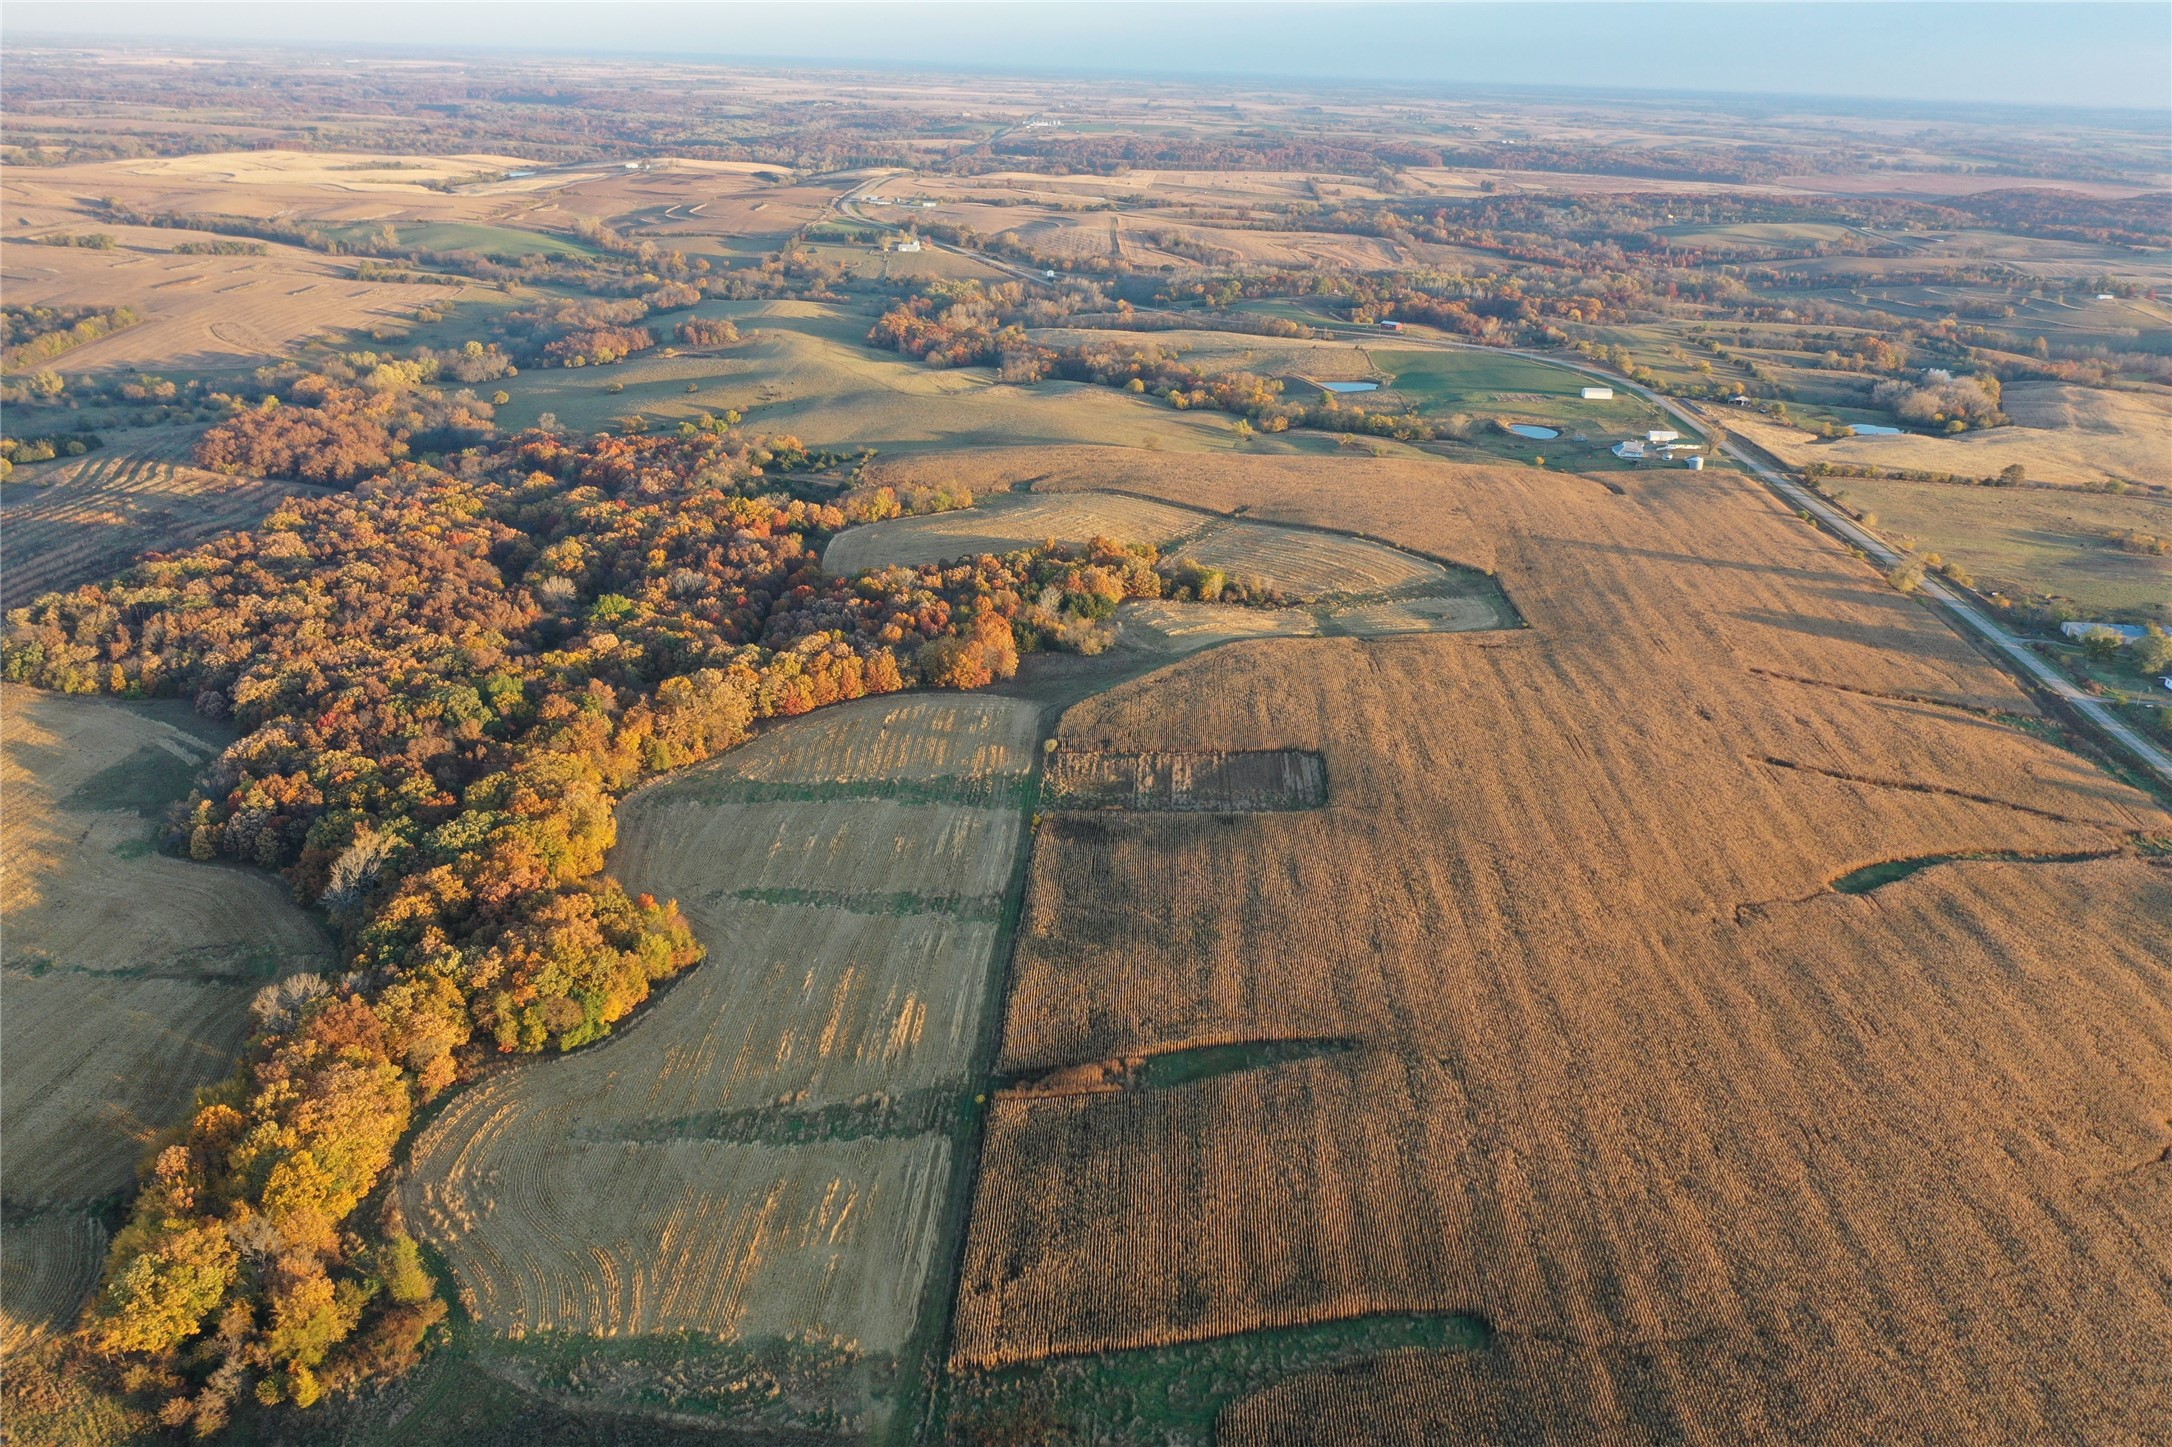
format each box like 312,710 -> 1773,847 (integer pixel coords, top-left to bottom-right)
2132,626 -> 2172,678
87,1222 -> 237,1356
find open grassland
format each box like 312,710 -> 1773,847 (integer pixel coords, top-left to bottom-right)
405,695 -> 1039,1432
1727,384 -> 2172,489
1834,476 -> 2172,614
1,687 -> 332,1350
1,437 -> 320,610
944,447 -> 2172,1443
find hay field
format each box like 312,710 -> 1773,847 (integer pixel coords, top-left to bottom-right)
405,696 -> 1038,1370
494,301 -> 1264,454
1117,588 -> 1508,654
1166,522 -> 1446,600
2,687 -> 332,1349
946,446 -> 2172,1442
2,438 -> 318,610
1727,384 -> 2172,489
1834,476 -> 2172,614
0,1212 -> 108,1356
2,974 -> 263,1208
1114,600 -> 1321,653
1,686 -> 330,974
0,226 -> 489,371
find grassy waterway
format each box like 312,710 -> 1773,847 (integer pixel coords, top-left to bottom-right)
948,1312 -> 1493,1443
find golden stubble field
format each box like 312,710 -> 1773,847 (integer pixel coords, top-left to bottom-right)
404,696 -> 1039,1388
1,434 -> 321,610
0,686 -> 334,1349
926,447 -> 2172,1442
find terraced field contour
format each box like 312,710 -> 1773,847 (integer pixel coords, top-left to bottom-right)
404,694 -> 1041,1429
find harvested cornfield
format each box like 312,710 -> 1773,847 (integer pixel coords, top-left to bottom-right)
821,492 -> 1200,575
1042,749 -> 1326,812
406,695 -> 1039,1384
0,1211 -> 108,1356
1,442 -> 318,610
948,446 -> 2172,1442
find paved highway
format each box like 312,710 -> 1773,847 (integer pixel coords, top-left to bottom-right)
1354,325 -> 2172,787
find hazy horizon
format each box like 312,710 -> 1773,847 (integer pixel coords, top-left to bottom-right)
8,1 -> 2171,115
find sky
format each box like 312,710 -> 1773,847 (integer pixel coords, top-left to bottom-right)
7,2 -> 2170,114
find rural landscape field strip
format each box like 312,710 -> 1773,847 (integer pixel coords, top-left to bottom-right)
1,442 -> 316,610
0,688 -> 336,1351
404,695 -> 1041,1430
945,447 -> 2172,1441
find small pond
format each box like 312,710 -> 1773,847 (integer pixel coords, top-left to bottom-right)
1507,424 -> 1559,440
1319,380 -> 1380,393
1847,423 -> 1901,436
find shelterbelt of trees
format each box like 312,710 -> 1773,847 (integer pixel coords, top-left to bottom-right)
1,426 -> 1168,1431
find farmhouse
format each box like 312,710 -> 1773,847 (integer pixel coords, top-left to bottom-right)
894,238 -> 923,253
2061,621 -> 2149,644
1580,385 -> 1614,400
1612,439 -> 1647,459
1377,319 -> 1404,331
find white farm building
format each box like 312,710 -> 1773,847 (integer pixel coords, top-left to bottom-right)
1580,385 -> 1614,400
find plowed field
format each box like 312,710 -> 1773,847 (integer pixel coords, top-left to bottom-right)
946,446 -> 2172,1443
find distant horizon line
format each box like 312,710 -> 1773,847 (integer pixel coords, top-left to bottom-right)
7,30 -> 2168,131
